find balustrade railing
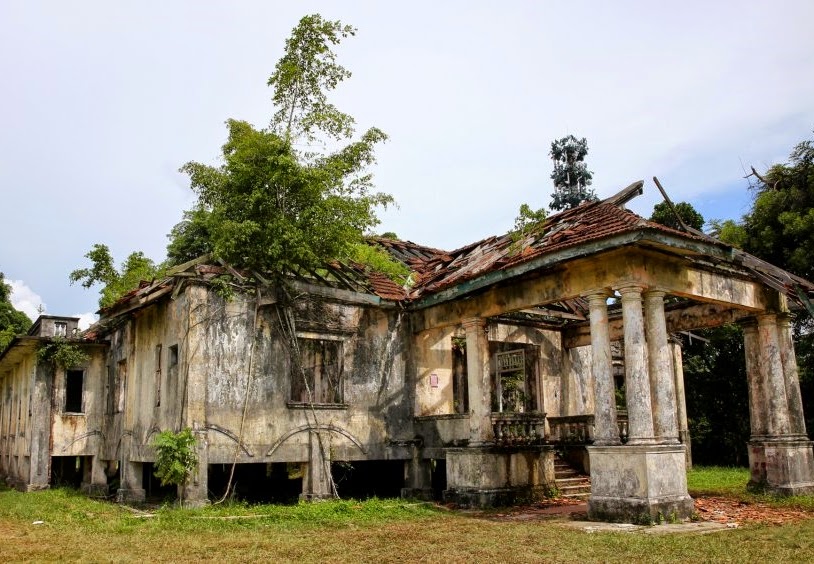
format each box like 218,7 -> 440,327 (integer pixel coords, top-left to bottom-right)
490,412 -> 546,446
547,415 -> 595,443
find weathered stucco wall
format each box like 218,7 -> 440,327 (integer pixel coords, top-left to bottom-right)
413,325 -> 455,416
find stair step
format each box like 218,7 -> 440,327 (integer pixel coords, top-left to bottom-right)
555,477 -> 590,486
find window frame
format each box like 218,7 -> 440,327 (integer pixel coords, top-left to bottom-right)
64,369 -> 84,414
287,332 -> 347,409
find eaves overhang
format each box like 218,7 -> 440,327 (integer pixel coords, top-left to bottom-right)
409,229 -> 735,311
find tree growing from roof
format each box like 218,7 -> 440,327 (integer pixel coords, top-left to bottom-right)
69,244 -> 160,309
0,271 -> 32,351
548,135 -> 596,212
173,14 -> 393,277
649,201 -> 705,231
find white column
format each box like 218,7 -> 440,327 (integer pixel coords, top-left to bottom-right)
671,340 -> 692,467
617,284 -> 655,445
778,314 -> 808,438
757,314 -> 791,437
464,318 -> 492,444
741,319 -> 767,439
586,291 -> 620,445
644,290 -> 679,444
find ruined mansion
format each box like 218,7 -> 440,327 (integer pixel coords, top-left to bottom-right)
2,181 -> 813,522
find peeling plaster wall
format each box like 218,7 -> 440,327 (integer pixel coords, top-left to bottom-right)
110,284 -> 415,468
561,345 -> 594,416
0,354 -> 35,487
413,326 -> 456,416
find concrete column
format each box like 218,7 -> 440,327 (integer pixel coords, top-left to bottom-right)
778,314 -> 808,438
742,319 -> 768,439
670,340 -> 692,468
302,430 -> 333,500
585,291 -> 619,446
644,290 -> 679,444
757,314 -> 791,437
183,285 -> 210,506
401,444 -> 433,500
617,284 -> 655,445
463,318 -> 493,444
28,362 -> 53,491
81,455 -> 109,497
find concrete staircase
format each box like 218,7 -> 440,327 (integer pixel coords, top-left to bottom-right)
554,456 -> 591,501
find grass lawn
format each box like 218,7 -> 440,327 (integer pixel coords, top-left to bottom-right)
1,468 -> 813,562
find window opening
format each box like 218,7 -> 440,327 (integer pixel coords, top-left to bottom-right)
495,349 -> 527,412
154,344 -> 162,407
290,338 -> 344,404
54,321 -> 67,337
65,370 -> 84,413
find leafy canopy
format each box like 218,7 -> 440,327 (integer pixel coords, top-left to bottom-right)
649,201 -> 705,231
69,244 -> 161,309
0,271 -> 32,350
549,135 -> 596,212
173,14 -> 394,277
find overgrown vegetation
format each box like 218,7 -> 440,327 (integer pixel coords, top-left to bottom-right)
152,428 -> 198,503
0,271 -> 32,351
549,135 -> 596,212
36,336 -> 90,369
2,482 -> 814,562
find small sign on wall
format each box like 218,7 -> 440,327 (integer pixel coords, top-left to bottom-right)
430,373 -> 439,388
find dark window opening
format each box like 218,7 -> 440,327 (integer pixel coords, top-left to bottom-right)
168,345 -> 179,369
154,344 -> 162,407
65,370 -> 84,413
291,339 -> 344,404
451,337 -> 468,414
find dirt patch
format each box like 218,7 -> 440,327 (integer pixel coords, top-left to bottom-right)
694,496 -> 813,525
465,495 -> 814,526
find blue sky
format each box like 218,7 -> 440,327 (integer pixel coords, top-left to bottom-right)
1,1 -> 813,326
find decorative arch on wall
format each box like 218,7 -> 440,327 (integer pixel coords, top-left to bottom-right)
265,423 -> 367,457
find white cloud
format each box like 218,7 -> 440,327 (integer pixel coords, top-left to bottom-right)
74,312 -> 98,331
9,280 -> 45,322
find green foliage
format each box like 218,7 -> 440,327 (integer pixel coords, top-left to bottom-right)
0,271 -> 32,350
174,15 -> 392,278
350,242 -> 410,284
36,337 -> 90,369
742,133 -> 814,280
70,244 -> 162,309
509,203 -> 547,255
682,325 -> 750,466
707,218 -> 747,248
166,208 -> 214,266
549,135 -> 596,211
649,201 -> 705,231
152,428 -> 198,489
268,14 -> 356,144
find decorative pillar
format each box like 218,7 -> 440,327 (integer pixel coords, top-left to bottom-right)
463,318 -> 492,444
777,314 -> 808,438
670,340 -> 692,468
585,291 -> 619,445
302,430 -> 333,500
644,290 -> 679,444
183,285 -> 210,506
741,319 -> 767,439
757,314 -> 791,437
617,284 -> 655,445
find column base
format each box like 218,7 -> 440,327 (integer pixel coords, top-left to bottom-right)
748,439 -> 814,495
587,444 -> 693,524
444,445 -> 556,508
116,488 -> 146,504
401,487 -> 434,501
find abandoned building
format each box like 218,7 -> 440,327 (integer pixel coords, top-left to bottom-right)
2,181 -> 813,522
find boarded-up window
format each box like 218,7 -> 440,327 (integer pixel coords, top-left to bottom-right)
290,339 -> 343,404
65,370 -> 84,413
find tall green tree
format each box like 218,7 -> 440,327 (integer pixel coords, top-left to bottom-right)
649,201 -> 705,231
549,135 -> 596,212
69,244 -> 160,309
174,14 -> 392,276
0,271 -> 32,350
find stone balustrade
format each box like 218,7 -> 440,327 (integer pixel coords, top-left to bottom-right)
547,415 -> 595,443
490,412 -> 546,446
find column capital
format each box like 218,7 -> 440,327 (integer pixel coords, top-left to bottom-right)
757,313 -> 778,327
777,313 -> 794,328
461,317 -> 486,331
643,288 -> 667,300
583,289 -> 613,303
738,316 -> 758,331
615,282 -> 647,297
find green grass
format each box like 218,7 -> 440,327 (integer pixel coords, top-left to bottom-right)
2,481 -> 814,562
687,465 -> 814,511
